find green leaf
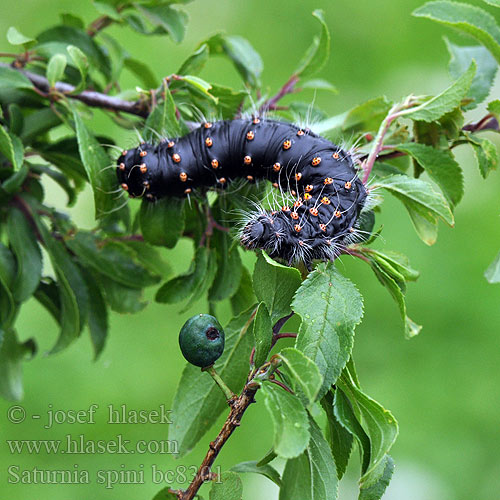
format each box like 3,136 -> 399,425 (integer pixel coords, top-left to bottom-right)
208,229 -> 242,302
484,0 -> 500,6
136,4 -> 189,43
73,110 -> 121,218
485,250 -> 500,283
0,329 -> 36,401
7,27 -> 36,49
33,214 -> 87,354
395,142 -> 464,206
231,461 -> 282,487
292,262 -> 364,398
295,10 -> 331,78
206,34 -> 263,87
276,347 -> 322,407
81,269 -> 108,360
230,266 -> 256,316
124,57 -> 159,88
29,164 -> 76,206
66,232 -> 160,289
0,66 -> 33,90
260,381 -> 310,459
178,43 -> 209,75
252,302 -> 273,367
7,208 -> 42,303
0,246 -> 16,329
337,369 -> 398,478
67,45 -> 88,93
314,96 -> 392,136
169,306 -> 256,457
36,25 -> 111,79
60,13 -> 85,29
209,471 -> 243,500
359,455 -> 395,500
488,98 -> 500,117
300,78 -> 337,93
99,278 -> 147,314
140,197 -> 185,248
46,53 -> 67,88
413,1 -> 500,64
0,126 -> 22,171
93,1 -> 122,21
465,132 -> 498,178
253,252 -> 301,324
445,38 -> 498,109
407,206 -> 439,245
21,108 -> 61,144
321,391 -> 353,480
404,61 -> 476,122
279,416 -> 338,500
366,249 -> 419,283
156,246 -> 213,304
375,174 -> 454,226
151,486 -> 179,500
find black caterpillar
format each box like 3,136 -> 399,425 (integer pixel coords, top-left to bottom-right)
116,118 -> 368,264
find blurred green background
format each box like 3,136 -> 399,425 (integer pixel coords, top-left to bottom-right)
1,0 -> 499,499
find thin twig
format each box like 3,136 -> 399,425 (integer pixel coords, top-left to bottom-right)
0,62 -> 150,118
259,74 -> 299,114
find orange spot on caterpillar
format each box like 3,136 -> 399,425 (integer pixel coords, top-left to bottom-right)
173,153 -> 181,163
243,155 -> 252,165
305,184 -> 313,192
345,181 -> 352,189
247,175 -> 254,181
179,172 -> 188,182
122,150 -> 128,156
309,208 -> 319,216
321,196 -> 331,205
184,188 -> 192,194
334,210 -> 341,218
311,156 -> 321,166
319,223 -> 326,231
272,182 -> 279,188
282,206 -> 291,212
304,193 -> 312,201
283,139 -> 292,150
167,141 -> 175,149
294,224 -> 302,232
295,172 -> 302,181
140,150 -> 147,157
297,130 -> 305,136
324,177 -> 333,185
121,183 -> 128,191
205,137 -> 213,147
204,122 -> 212,128
140,163 -> 147,174
211,159 -> 219,169
119,163 -> 125,171
218,177 -> 226,184
273,162 -> 281,172
332,152 -> 340,159
290,212 -> 299,220
246,131 -> 255,140
253,117 -> 260,124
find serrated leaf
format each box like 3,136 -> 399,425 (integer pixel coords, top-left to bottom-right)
139,197 -> 185,248
260,381 -> 310,459
7,208 -> 42,303
359,455 -> 395,500
413,1 -> 500,64
485,250 -> 500,283
321,391 -> 353,480
295,10 -> 330,78
169,306 -> 256,457
206,34 -> 263,88
465,132 -> 498,177
99,278 -> 147,314
404,61 -> 476,122
445,38 -> 498,109
338,369 -> 398,478
209,471 -> 242,500
0,126 -> 23,174
46,53 -> 67,88
292,262 -> 363,398
136,4 -> 189,43
253,252 -> 301,324
7,27 -> 36,48
367,250 -> 419,282
488,99 -> 500,117
231,461 -> 282,487
396,142 -> 464,206
252,302 -> 272,367
279,416 -> 338,500
376,174 -> 454,226
407,206 -> 439,245
276,347 -> 322,407
73,110 -> 120,218
0,329 -> 36,401
93,1 -> 122,21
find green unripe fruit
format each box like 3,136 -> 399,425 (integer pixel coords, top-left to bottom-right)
179,314 -> 225,368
